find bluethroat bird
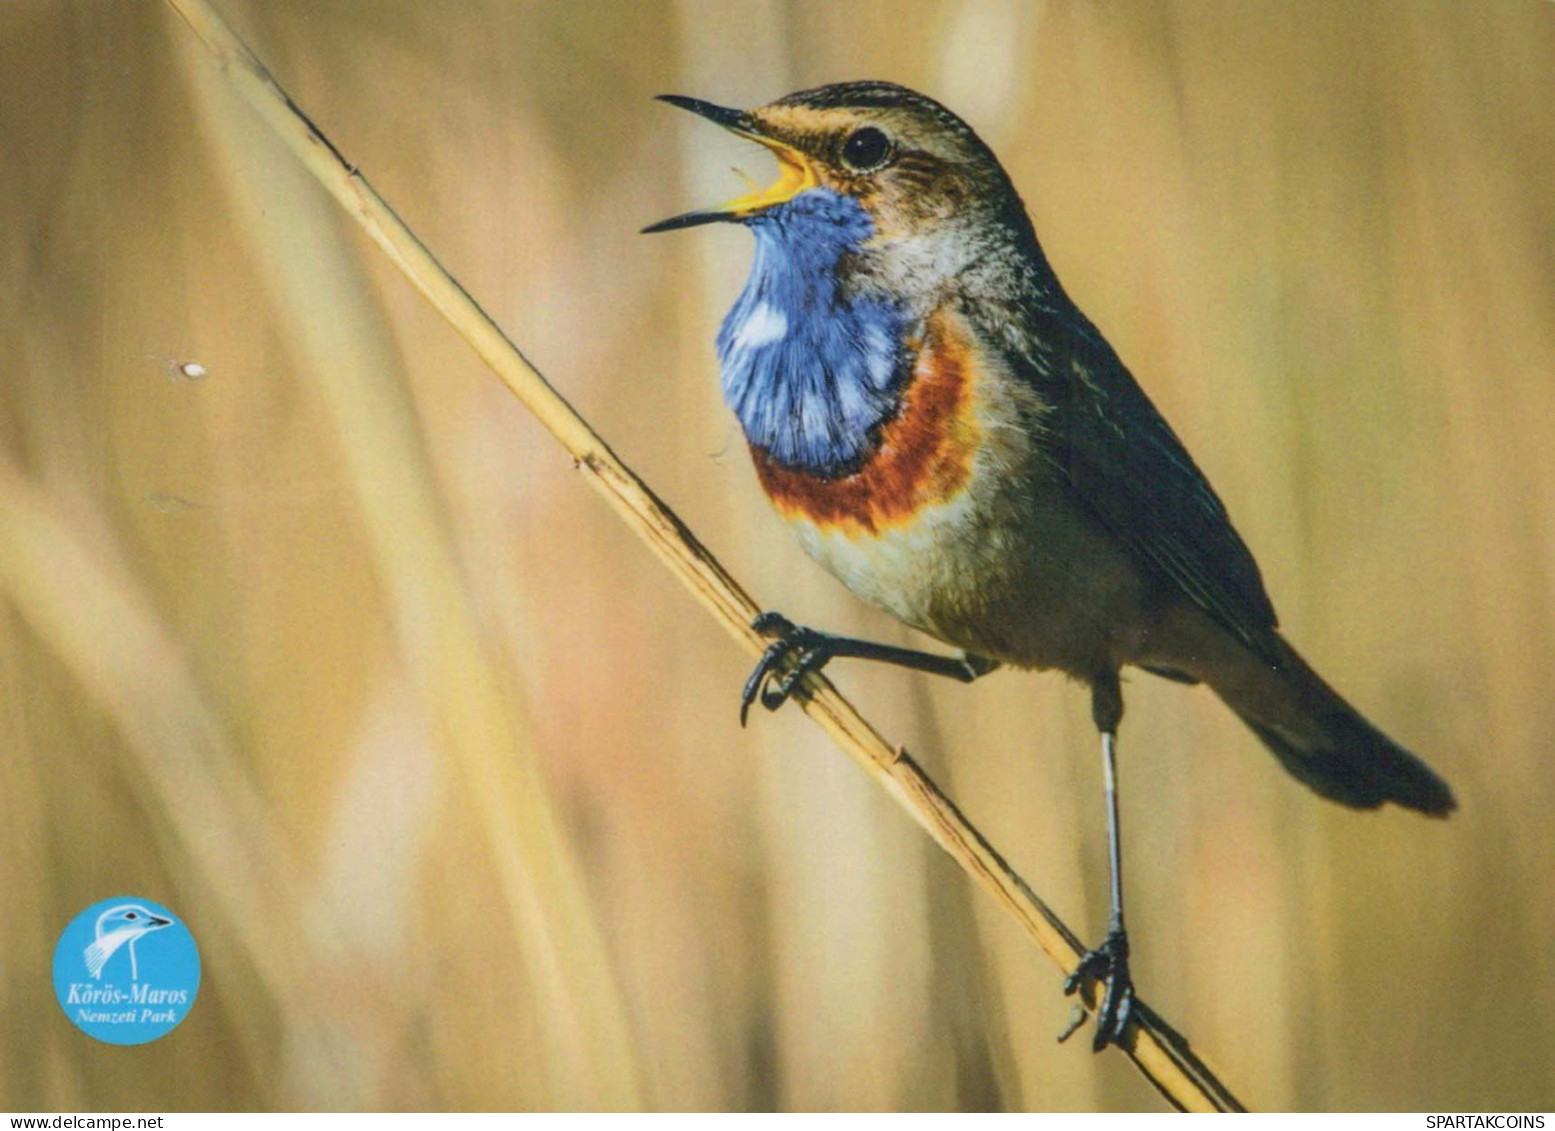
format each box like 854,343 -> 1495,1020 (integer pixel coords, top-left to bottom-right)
645,82 -> 1455,1051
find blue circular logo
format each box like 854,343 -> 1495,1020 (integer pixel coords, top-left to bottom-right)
52,896 -> 200,1045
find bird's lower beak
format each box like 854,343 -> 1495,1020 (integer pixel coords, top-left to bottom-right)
643,95 -> 819,233
149,915 -> 172,927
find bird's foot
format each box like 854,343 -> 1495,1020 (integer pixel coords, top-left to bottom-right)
741,612 -> 834,725
1062,926 -> 1136,1052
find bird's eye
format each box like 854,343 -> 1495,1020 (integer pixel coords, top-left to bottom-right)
840,126 -> 892,172
126,912 -> 138,919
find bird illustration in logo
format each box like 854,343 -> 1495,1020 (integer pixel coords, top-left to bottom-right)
645,82 -> 1454,1050
84,904 -> 173,981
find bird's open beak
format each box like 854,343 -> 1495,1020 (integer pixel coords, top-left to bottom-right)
642,95 -> 819,233
149,915 -> 172,927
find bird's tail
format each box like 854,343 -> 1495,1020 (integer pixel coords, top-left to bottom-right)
1204,635 -> 1456,815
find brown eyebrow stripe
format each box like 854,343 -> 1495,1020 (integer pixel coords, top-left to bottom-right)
776,81 -> 976,141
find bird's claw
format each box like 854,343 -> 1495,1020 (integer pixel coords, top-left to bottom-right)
750,610 -> 796,638
741,612 -> 832,725
1062,927 -> 1135,1052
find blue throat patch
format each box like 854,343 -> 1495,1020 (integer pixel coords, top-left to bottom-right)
716,190 -> 907,474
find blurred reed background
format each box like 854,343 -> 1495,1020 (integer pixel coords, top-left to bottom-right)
2,0 -> 1552,1112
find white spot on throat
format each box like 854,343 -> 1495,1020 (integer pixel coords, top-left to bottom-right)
733,303 -> 787,351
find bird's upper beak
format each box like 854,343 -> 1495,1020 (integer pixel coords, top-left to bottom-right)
148,915 -> 172,928
642,95 -> 819,233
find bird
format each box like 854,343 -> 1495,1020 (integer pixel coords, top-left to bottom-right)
644,81 -> 1455,1051
85,904 -> 173,981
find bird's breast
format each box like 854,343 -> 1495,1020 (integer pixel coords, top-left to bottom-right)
750,305 -> 982,536
749,300 -> 1137,665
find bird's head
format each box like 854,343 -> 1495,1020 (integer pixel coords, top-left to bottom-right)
645,81 -> 1035,307
96,904 -> 173,939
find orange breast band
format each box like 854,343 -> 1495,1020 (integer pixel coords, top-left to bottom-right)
751,306 -> 981,536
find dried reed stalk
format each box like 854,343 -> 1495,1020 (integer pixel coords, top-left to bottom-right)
164,0 -> 1245,1112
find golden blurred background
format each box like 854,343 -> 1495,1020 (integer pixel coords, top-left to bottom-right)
3,0 -> 1553,1112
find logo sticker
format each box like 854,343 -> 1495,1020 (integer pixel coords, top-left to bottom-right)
52,896 -> 201,1045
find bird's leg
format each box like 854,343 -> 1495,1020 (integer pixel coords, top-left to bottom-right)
741,611 -> 999,725
1064,673 -> 1136,1052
